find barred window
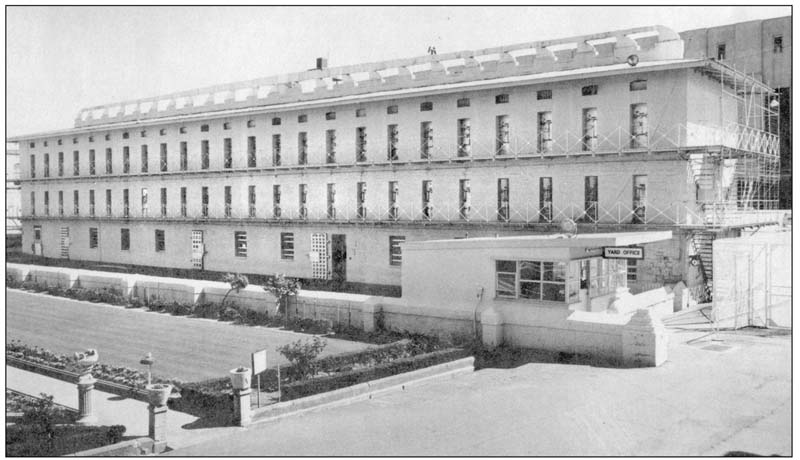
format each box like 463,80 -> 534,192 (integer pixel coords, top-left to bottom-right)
121,228 -> 130,251
356,108 -> 366,118
387,105 -> 398,115
298,114 -> 308,123
281,232 -> 295,260
629,80 -> 647,91
581,85 -> 598,96
325,111 -> 336,120
155,229 -> 166,252
234,231 -> 247,257
89,228 -> 98,249
389,236 -> 405,266
495,94 -> 509,104
200,124 -> 209,132
272,117 -> 281,126
457,98 -> 470,108
420,102 -> 433,111
537,89 -> 552,100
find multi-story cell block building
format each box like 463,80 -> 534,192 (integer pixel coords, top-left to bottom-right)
12,25 -> 781,295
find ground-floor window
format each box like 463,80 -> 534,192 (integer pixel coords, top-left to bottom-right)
627,259 -> 638,282
155,229 -> 165,252
389,235 -> 405,266
234,231 -> 247,257
280,232 -> 294,260
496,258 -> 625,303
89,228 -> 98,249
33,225 -> 42,241
121,228 -> 130,251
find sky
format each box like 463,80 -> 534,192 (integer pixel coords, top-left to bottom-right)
5,5 -> 791,137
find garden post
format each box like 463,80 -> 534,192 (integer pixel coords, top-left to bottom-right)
232,387 -> 252,426
76,371 -> 98,425
148,403 -> 169,453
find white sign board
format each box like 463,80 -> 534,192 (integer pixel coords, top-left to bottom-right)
251,349 -> 268,375
603,246 -> 645,260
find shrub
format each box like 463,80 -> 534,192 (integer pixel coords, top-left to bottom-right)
220,306 -> 241,322
277,336 -> 327,380
263,274 -> 301,316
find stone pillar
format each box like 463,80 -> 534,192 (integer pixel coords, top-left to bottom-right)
362,298 -> 382,333
480,307 -> 503,347
148,404 -> 168,453
622,308 -> 669,367
232,388 -> 252,427
76,373 -> 97,425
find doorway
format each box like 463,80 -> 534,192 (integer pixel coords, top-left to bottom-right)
331,234 -> 347,283
191,230 -> 205,269
59,227 -> 70,259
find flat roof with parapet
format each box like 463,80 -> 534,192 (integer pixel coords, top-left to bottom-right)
403,231 -> 674,251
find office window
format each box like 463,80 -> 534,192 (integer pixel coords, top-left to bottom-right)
537,89 -> 552,100
160,188 -> 167,217
422,180 -> 433,220
326,130 -> 337,163
89,190 -> 95,216
200,124 -> 209,132
141,145 -> 149,172
538,112 -> 553,153
223,122 -> 231,130
496,115 -> 510,155
420,102 -> 433,111
632,175 -> 647,224
387,124 -> 399,160
272,134 -> 281,166
627,259 -> 638,282
387,105 -> 398,115
497,178 -> 510,221
73,151 -> 80,175
106,189 -> 112,216
180,187 -> 187,217
179,126 -> 187,134
224,138 -> 232,169
271,117 -> 281,126
356,182 -> 366,219
58,191 -> 63,216
247,119 -> 255,128
89,228 -> 98,249
298,114 -> 308,123
58,152 -> 64,176
459,179 -> 471,220
630,104 -> 649,148
248,185 -> 256,217
327,183 -> 336,219
280,232 -> 295,260
325,111 -> 336,120
773,36 -> 783,53
298,132 -> 308,165
495,94 -> 509,104
356,108 -> 366,118
457,98 -> 470,108
582,108 -> 598,151
141,188 -> 149,216
201,140 -> 210,169
388,181 -> 399,220
123,146 -> 130,173
123,132 -> 130,139
539,177 -> 553,222
273,184 -> 281,218
160,143 -> 168,171
299,184 -> 308,219
234,231 -> 247,257
224,186 -> 232,217
88,149 -> 95,175
420,122 -> 433,159
121,229 -> 130,250
389,236 -> 405,266
630,79 -> 647,91
44,153 -> 50,177
140,130 -> 147,138
495,260 -> 567,302
44,191 -> 49,216
73,190 -> 79,215
201,187 -> 209,217
356,127 -> 368,162
180,141 -> 188,170
581,85 -> 598,96
30,155 -> 36,178
584,176 -> 598,222
123,189 -> 129,217
458,119 -> 471,157
30,191 -> 36,216
159,128 -> 166,136
717,43 -> 726,60
155,230 -> 166,252
247,136 -> 257,168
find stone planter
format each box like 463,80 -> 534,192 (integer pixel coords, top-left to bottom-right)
74,349 -> 99,375
229,367 -> 252,390
145,384 -> 173,407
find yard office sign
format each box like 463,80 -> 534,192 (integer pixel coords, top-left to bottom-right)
603,246 -> 645,259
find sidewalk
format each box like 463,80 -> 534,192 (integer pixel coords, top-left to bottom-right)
6,366 -> 243,451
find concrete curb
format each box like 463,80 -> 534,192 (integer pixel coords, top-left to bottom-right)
249,356 -> 474,425
66,437 -> 159,456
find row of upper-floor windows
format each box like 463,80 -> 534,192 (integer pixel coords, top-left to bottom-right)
27,174 -> 649,223
25,102 -> 652,178
715,35 -> 785,61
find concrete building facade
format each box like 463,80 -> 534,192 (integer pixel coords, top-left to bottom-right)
6,143 -> 22,243
11,25 -> 782,296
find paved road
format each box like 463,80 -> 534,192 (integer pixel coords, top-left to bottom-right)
169,328 -> 791,456
6,289 -> 370,382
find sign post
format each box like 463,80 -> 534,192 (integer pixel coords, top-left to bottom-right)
602,246 -> 645,260
251,350 -> 268,408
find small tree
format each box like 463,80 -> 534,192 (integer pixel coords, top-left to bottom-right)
277,336 -> 327,380
263,273 -> 301,318
221,273 -> 249,306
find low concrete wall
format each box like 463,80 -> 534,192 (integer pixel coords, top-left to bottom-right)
6,264 -> 30,283
74,271 -> 130,295
28,266 -> 79,288
289,295 -> 367,329
201,284 -> 276,312
132,278 -> 203,305
67,437 -> 156,456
